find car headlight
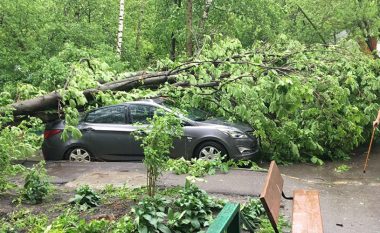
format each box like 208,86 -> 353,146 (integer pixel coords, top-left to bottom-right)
219,128 -> 248,139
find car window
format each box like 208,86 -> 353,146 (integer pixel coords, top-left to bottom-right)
85,106 -> 126,124
128,104 -> 160,124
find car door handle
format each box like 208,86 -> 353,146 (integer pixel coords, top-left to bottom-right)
82,127 -> 94,132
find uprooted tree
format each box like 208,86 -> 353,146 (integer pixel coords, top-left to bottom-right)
1,37 -> 380,190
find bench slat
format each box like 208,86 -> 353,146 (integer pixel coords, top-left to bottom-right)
292,190 -> 323,233
260,161 -> 284,232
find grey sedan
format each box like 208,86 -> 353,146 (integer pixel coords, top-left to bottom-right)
42,100 -> 259,162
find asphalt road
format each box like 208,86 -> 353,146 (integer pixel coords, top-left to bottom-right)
39,143 -> 380,233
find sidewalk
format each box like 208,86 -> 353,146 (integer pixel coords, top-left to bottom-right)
40,155 -> 380,233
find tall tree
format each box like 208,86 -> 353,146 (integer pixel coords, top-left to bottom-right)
116,0 -> 125,56
135,0 -> 145,53
199,0 -> 213,31
170,0 -> 181,61
186,0 -> 193,56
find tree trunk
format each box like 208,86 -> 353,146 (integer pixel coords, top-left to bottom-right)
10,72 -> 174,117
170,0 -> 181,61
135,1 -> 145,53
87,0 -> 92,23
170,32 -> 176,61
366,36 -> 377,52
116,0 -> 125,57
199,0 -> 212,30
186,0 -> 193,56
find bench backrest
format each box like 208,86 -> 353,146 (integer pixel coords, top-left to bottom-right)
260,161 -> 283,233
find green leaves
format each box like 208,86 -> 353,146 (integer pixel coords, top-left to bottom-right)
167,37 -> 379,163
311,156 -> 324,166
0,117 -> 43,192
21,161 -> 52,204
69,185 -> 101,210
240,199 -> 266,231
168,180 -> 222,232
132,196 -> 170,233
134,112 -> 183,196
166,157 -> 263,177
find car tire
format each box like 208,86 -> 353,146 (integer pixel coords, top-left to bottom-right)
65,147 -> 93,162
194,141 -> 228,161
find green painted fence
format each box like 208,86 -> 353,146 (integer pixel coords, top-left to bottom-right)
207,203 -> 241,233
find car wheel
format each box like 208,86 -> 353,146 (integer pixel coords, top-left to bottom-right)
194,141 -> 228,161
66,147 -> 92,162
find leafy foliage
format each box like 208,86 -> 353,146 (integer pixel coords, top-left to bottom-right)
132,196 -> 171,233
45,208 -> 136,233
69,185 -> 101,210
241,199 -> 266,231
166,157 -> 263,177
334,164 -> 351,173
169,179 -> 223,232
0,118 -> 43,192
21,161 -> 52,204
0,209 -> 48,233
162,37 -> 380,163
134,112 -> 183,196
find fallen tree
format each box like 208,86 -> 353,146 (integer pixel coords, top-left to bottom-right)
2,37 -> 380,164
10,71 -> 177,120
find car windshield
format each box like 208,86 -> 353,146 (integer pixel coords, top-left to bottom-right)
161,101 -> 211,122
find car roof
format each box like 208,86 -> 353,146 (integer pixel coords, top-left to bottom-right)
87,99 -> 164,112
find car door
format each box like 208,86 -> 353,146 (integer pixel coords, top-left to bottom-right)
81,105 -> 139,161
125,104 -> 156,157
126,103 -> 188,158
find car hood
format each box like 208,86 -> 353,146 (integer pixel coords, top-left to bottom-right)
197,118 -> 253,132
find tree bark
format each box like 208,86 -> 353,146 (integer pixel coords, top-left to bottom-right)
116,0 -> 125,57
11,73 -> 174,116
186,0 -> 193,56
199,0 -> 213,30
170,0 -> 182,61
135,1 -> 145,53
170,32 -> 176,61
366,36 -> 377,52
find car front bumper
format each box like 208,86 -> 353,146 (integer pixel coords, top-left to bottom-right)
227,137 -> 260,160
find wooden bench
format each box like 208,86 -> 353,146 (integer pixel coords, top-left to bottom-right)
260,161 -> 323,233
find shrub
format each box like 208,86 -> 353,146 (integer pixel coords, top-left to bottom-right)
69,185 -> 101,210
134,112 -> 182,196
169,179 -> 223,232
21,161 -> 52,204
132,196 -> 171,233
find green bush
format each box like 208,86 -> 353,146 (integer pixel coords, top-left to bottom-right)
69,185 -> 101,210
241,199 -> 266,231
134,112 -> 183,196
169,179 -> 223,232
21,161 -> 52,204
132,196 -> 171,233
